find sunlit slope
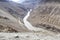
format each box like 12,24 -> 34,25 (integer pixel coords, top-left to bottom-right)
28,3 -> 60,33
0,2 -> 29,32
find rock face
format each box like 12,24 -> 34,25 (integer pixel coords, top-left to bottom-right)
0,2 -> 28,19
28,2 -> 60,33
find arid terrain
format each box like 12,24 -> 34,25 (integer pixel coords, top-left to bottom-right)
0,1 -> 60,33
28,2 -> 60,33
0,1 -> 30,32
0,0 -> 60,40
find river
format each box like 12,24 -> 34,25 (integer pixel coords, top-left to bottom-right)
23,9 -> 45,31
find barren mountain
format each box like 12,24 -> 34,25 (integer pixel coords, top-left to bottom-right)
28,2 -> 60,33
0,0 -> 60,33
0,1 -> 30,32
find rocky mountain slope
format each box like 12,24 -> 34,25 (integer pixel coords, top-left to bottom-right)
0,1 -> 30,32
28,2 -> 60,33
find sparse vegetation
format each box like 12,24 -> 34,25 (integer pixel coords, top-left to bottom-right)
0,24 -> 18,32
36,23 -> 60,33
0,16 -> 9,20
